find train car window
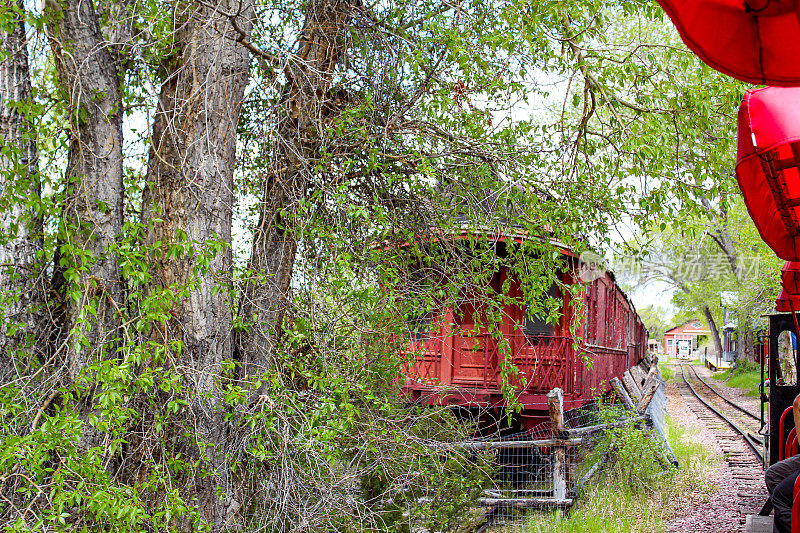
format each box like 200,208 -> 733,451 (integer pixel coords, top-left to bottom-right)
627,313 -> 633,346
594,283 -> 606,343
406,310 -> 434,340
523,282 -> 559,338
605,287 -> 615,347
777,330 -> 798,386
585,284 -> 597,345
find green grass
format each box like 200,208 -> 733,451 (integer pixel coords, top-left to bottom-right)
711,361 -> 762,397
517,417 -> 717,533
660,365 -> 675,381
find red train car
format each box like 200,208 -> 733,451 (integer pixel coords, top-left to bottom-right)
401,234 -> 647,431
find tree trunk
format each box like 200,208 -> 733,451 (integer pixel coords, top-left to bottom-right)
0,0 -> 44,371
702,305 -> 723,358
739,325 -> 754,363
142,0 -> 251,395
237,0 -> 356,380
702,197 -> 742,281
46,0 -> 124,381
140,1 -> 253,527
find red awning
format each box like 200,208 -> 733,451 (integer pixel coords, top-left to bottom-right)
656,0 -> 800,86
776,288 -> 800,312
737,86 -> 800,261
782,261 -> 800,294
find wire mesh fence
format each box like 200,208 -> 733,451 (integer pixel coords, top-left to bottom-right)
463,400 -> 643,526
415,359 -> 668,529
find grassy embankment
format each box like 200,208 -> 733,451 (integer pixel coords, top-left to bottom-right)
518,416 -> 717,533
711,361 -> 761,397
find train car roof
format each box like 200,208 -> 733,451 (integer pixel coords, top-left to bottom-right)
383,225 -> 645,327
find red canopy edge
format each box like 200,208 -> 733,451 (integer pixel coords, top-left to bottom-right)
657,0 -> 800,86
776,288 -> 800,312
783,262 -> 800,294
736,86 -> 800,261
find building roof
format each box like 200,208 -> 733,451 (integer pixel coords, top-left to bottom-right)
664,318 -> 711,336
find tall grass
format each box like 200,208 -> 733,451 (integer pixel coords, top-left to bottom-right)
712,361 -> 762,397
518,417 -> 717,533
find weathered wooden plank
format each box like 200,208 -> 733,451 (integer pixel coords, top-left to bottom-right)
547,388 -> 567,500
636,361 -> 663,414
419,496 -> 574,507
610,377 -> 634,409
451,438 -> 584,450
477,497 -> 574,508
574,454 -> 607,491
630,365 -> 649,388
636,378 -> 660,413
623,370 -> 642,400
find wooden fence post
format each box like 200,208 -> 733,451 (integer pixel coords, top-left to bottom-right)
622,370 -> 642,400
547,387 -> 567,500
630,364 -> 649,387
610,377 -> 634,410
636,359 -> 662,414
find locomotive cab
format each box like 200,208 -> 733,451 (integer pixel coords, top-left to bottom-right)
767,312 -> 800,467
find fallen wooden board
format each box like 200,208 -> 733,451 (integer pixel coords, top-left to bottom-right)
565,416 -> 646,438
623,370 -> 642,399
610,377 -> 634,409
452,437 -> 584,450
477,497 -> 574,508
418,496 -> 574,508
630,365 -> 649,388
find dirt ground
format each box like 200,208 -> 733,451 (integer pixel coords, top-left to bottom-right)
663,363 -> 767,533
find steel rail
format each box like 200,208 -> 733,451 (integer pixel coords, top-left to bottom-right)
679,364 -> 763,463
686,363 -> 760,421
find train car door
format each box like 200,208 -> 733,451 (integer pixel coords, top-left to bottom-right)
677,340 -> 691,359
450,272 -> 503,388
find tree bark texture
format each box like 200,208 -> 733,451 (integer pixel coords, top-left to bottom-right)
237,0 -> 356,380
142,0 -> 252,395
0,0 -> 44,370
140,2 -> 253,527
46,0 -> 124,380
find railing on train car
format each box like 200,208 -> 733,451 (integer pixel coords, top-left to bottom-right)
401,333 -> 574,393
402,335 -> 444,386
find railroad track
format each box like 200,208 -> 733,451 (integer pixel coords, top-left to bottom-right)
682,364 -> 763,452
477,365 -> 769,532
685,364 -> 761,422
676,363 -> 767,530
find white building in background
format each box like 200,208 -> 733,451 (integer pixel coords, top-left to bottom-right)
663,319 -> 711,360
